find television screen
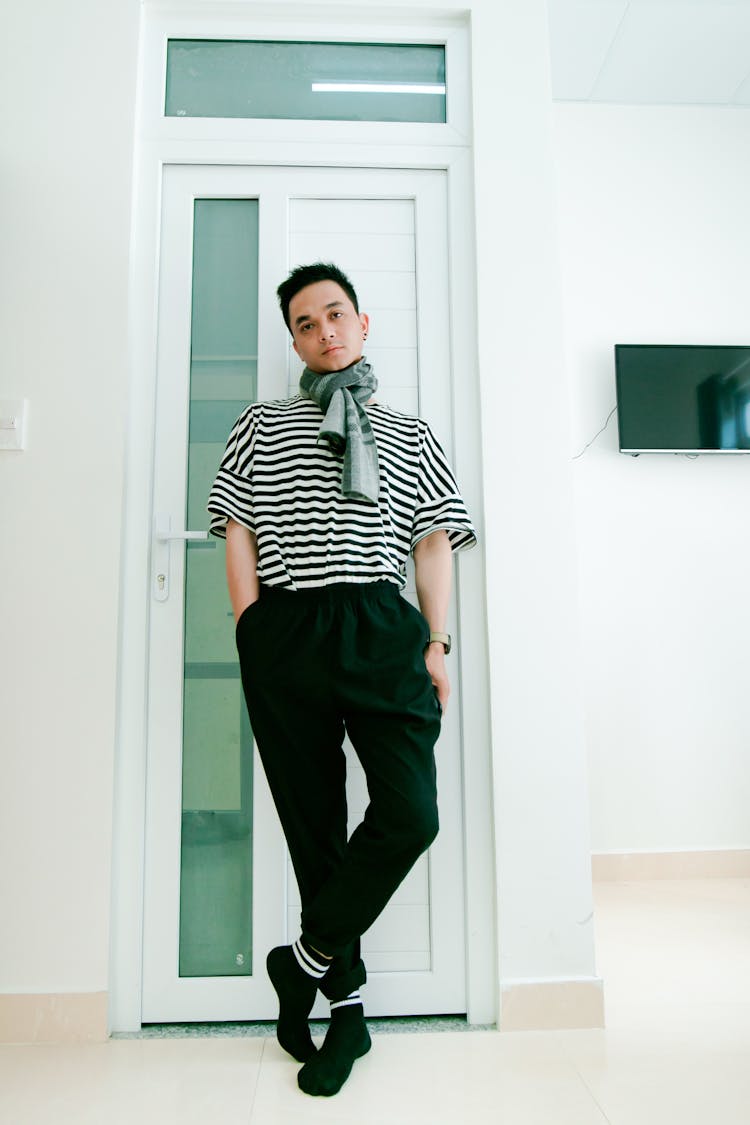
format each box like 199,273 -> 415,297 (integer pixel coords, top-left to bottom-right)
615,344 -> 750,454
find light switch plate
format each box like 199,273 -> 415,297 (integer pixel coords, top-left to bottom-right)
0,399 -> 28,451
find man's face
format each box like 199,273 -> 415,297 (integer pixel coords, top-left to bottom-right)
289,280 -> 369,374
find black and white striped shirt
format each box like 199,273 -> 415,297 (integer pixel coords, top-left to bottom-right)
207,395 -> 476,590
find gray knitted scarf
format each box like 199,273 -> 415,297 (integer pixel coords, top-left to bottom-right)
299,357 -> 380,505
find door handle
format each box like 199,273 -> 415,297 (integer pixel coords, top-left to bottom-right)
154,515 -> 209,542
156,529 -> 209,542
153,514 -> 209,601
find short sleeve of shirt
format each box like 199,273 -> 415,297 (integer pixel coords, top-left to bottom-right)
206,405 -> 258,539
411,423 -> 477,554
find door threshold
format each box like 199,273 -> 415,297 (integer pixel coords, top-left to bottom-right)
113,1015 -> 494,1039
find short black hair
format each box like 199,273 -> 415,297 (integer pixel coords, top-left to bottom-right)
277,262 -> 359,332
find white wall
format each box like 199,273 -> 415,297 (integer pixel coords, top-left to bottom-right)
472,2 -> 597,991
0,0 -> 140,994
552,103 -> 750,854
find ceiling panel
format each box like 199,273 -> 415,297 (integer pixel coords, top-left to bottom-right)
732,68 -> 750,105
547,0 -> 627,100
548,0 -> 750,106
592,3 -> 750,104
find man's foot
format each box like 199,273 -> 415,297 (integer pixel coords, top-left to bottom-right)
297,1004 -> 371,1096
266,945 -> 319,1062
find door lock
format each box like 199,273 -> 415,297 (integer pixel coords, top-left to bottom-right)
153,514 -> 209,602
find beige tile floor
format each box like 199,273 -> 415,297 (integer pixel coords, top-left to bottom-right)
1,878 -> 749,1124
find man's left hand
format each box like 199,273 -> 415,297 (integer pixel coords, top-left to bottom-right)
424,643 -> 450,715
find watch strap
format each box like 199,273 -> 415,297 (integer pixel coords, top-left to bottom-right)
427,631 -> 451,655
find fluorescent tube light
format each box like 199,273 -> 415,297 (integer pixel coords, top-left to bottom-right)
311,82 -> 445,95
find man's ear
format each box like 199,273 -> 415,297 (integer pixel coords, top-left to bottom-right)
360,313 -> 370,336
292,337 -> 300,358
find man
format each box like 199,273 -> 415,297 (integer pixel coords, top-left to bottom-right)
208,262 -> 475,1096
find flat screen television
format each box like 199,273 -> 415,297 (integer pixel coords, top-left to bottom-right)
615,344 -> 750,454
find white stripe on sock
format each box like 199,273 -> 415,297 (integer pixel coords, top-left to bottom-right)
292,938 -> 328,979
330,990 -> 362,1011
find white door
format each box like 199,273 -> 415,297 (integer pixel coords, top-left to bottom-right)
141,164 -> 466,1022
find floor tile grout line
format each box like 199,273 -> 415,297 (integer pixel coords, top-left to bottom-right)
571,1061 -> 614,1125
247,1035 -> 266,1122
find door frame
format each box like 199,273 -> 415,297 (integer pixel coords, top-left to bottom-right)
110,5 -> 495,1032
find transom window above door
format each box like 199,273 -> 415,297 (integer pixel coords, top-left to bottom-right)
165,39 -> 447,123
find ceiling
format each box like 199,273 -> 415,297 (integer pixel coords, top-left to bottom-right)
547,0 -> 750,105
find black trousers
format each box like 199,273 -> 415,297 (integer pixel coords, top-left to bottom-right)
236,580 -> 442,1003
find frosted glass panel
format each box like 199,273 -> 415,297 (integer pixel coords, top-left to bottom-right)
165,40 -> 446,123
179,199 -> 258,978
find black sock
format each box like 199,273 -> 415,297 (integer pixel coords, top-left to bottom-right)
266,940 -> 328,1063
297,998 -> 371,1097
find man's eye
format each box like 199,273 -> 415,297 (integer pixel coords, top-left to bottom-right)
300,323 -> 312,332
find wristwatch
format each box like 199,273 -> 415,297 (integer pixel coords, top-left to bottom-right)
427,631 -> 451,655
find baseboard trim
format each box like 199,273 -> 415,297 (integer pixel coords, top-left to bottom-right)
0,992 -> 108,1043
592,848 -> 750,882
499,978 -> 604,1032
